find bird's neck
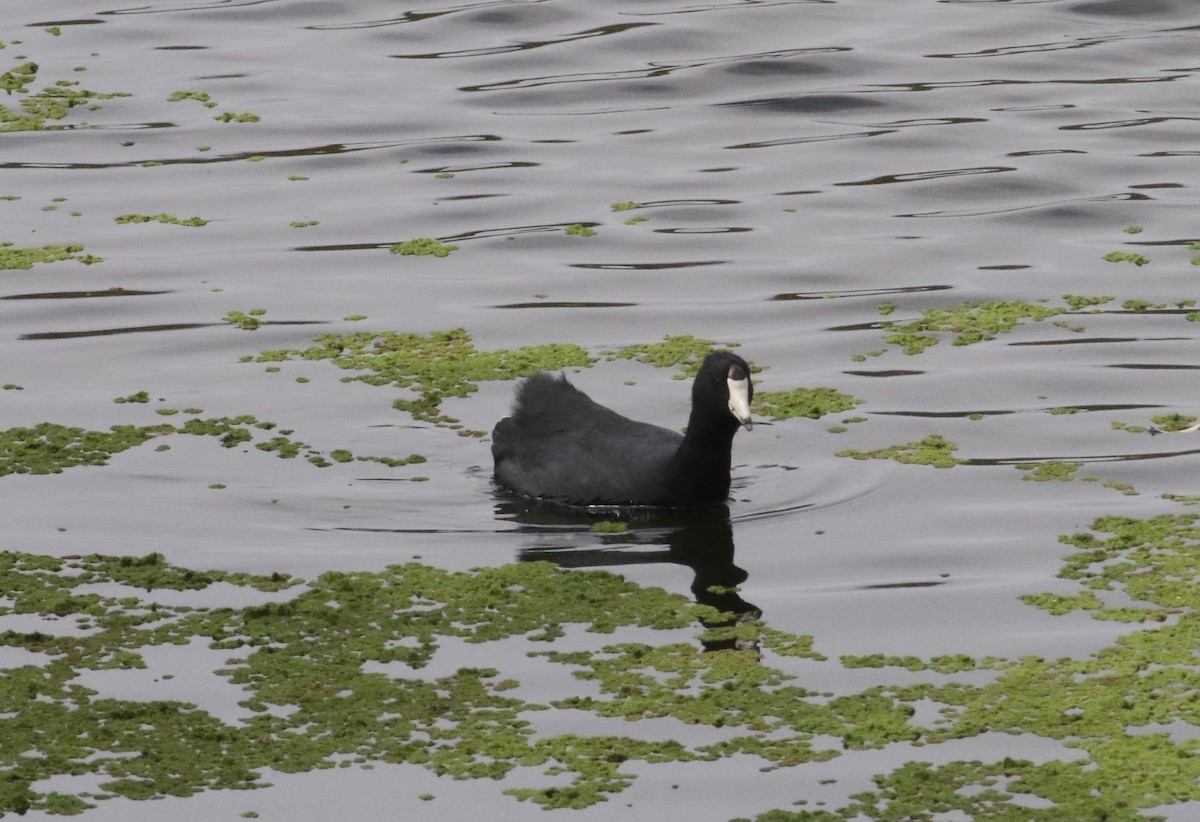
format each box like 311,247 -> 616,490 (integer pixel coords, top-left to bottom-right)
669,411 -> 738,504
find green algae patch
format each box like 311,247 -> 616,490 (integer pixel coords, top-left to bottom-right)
1150,413 -> 1197,433
0,242 -> 101,269
610,336 -> 743,377
115,213 -> 208,227
0,61 -> 128,132
167,90 -> 215,107
836,434 -> 964,468
564,223 -> 596,237
1103,250 -> 1150,266
0,555 -> 726,814
224,310 -> 265,330
214,111 -> 260,123
1,416 -> 424,478
250,328 -> 593,428
1015,460 -> 1083,482
0,422 -> 168,476
389,238 -> 458,257
12,510 -> 1200,817
754,387 -> 862,421
871,295 -> 1113,355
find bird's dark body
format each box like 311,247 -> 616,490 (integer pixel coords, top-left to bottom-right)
491,352 -> 751,507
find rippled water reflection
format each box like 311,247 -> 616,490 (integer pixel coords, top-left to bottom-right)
5,0 -> 1200,818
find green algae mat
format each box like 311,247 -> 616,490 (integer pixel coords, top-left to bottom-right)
5,511 -> 1200,819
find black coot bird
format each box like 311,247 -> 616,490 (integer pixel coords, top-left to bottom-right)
491,351 -> 753,507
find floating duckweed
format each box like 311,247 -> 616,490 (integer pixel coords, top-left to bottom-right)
113,391 -> 150,404
250,328 -> 593,427
1102,480 -> 1138,496
1121,298 -> 1162,312
2,62 -> 128,132
214,111 -> 260,123
753,387 -> 862,421
611,336 -> 740,377
356,453 -> 426,468
0,422 -> 166,476
836,434 -> 964,468
623,215 -> 649,225
610,201 -> 641,211
875,296 -> 1112,355
5,511 -> 1200,817
389,237 -> 459,257
225,310 -> 263,330
1150,413 -> 1197,432
1,416 -> 414,478
1015,460 -> 1082,482
290,220 -> 318,228
0,242 -> 101,269
1103,250 -> 1150,266
166,90 -> 213,105
564,223 -> 596,237
115,213 -> 208,227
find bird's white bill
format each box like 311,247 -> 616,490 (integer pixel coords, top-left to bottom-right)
727,374 -> 753,430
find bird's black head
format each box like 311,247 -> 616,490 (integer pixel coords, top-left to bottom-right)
693,351 -> 753,431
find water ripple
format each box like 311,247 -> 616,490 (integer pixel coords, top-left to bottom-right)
460,46 -> 849,92
898,191 -> 1150,219
392,22 -> 656,59
837,166 -> 1016,186
306,0 -> 552,29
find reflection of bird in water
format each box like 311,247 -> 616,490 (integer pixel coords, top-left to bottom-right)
498,500 -> 761,651
491,352 -> 753,506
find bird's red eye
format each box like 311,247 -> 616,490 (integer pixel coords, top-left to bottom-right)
711,377 -> 722,389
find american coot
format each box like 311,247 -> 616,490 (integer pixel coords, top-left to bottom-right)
491,351 -> 753,507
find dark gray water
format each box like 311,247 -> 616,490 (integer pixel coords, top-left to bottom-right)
4,0 -> 1200,819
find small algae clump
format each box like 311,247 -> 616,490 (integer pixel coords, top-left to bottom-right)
390,237 -> 459,257
754,387 -> 862,421
214,111 -> 260,123
836,434 -> 964,468
873,295 -> 1113,355
224,309 -> 267,330
250,328 -> 593,428
564,223 -> 597,237
0,62 -> 38,95
166,90 -> 216,108
1014,460 -> 1083,482
115,213 -> 208,227
0,242 -> 101,269
1103,250 -> 1150,266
